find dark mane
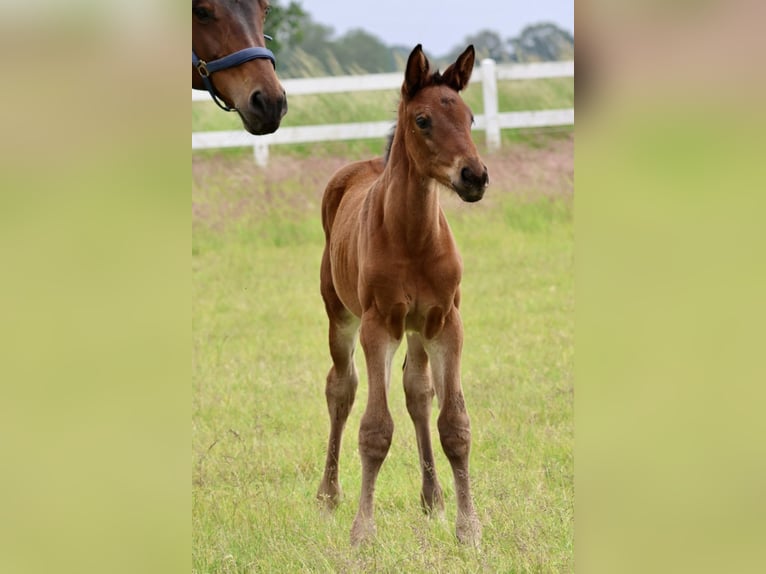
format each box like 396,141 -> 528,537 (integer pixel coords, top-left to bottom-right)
384,123 -> 396,164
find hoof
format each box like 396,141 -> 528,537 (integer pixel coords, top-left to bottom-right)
350,516 -> 376,546
316,482 -> 341,511
456,513 -> 482,548
420,487 -> 445,519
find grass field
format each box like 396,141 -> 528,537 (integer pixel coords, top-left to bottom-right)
192,135 -> 573,572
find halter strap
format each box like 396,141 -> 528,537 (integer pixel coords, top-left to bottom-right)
192,44 -> 276,112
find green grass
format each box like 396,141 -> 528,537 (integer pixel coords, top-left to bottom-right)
192,77 -> 574,160
192,161 -> 573,572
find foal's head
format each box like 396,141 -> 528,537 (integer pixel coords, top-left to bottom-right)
396,44 -> 489,203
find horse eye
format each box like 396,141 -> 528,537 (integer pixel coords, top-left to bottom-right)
415,116 -> 431,130
194,7 -> 213,22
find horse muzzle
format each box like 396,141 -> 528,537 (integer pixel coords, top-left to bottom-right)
453,163 -> 489,203
192,46 -> 288,135
239,87 -> 288,135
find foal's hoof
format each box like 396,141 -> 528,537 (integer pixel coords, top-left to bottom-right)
420,487 -> 445,519
350,516 -> 376,546
316,482 -> 341,511
456,513 -> 482,548
317,494 -> 339,515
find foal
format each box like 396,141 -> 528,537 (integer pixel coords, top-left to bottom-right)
317,44 -> 488,546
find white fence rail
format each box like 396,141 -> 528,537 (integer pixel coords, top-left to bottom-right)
192,60 -> 573,166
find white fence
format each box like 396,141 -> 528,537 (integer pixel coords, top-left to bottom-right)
192,60 -> 574,166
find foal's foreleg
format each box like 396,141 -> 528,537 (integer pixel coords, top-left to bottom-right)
351,309 -> 399,545
317,313 -> 360,509
403,333 -> 444,517
427,308 -> 481,546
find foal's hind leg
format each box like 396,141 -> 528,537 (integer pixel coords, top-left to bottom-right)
317,275 -> 360,509
403,333 -> 445,517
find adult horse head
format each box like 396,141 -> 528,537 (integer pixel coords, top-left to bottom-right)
192,0 -> 288,135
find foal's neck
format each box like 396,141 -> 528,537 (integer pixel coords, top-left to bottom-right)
381,150 -> 444,252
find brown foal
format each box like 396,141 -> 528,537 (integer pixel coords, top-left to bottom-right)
317,44 -> 489,546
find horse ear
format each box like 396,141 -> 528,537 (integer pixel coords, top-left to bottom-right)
442,45 -> 475,92
403,44 -> 430,99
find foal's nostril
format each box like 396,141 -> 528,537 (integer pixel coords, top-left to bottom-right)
461,166 -> 488,187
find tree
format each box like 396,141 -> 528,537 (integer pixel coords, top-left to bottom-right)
267,2 -> 346,77
264,1 -> 306,56
270,5 -> 574,77
280,20 -> 338,76
508,23 -> 574,63
453,30 -> 508,63
442,22 -> 574,66
332,29 -> 395,74
279,26 -> 397,76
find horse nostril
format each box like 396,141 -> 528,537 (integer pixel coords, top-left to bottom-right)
250,90 -> 288,118
250,90 -> 264,111
461,166 -> 488,187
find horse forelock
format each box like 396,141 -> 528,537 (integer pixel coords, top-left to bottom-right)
416,69 -> 449,92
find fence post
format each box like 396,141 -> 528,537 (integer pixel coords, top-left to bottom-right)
253,141 -> 269,167
480,58 -> 500,152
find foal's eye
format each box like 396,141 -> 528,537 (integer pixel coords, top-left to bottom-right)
415,115 -> 431,130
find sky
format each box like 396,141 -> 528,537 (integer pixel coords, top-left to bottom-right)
292,0 -> 574,57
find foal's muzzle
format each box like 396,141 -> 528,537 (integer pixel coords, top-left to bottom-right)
454,163 -> 489,203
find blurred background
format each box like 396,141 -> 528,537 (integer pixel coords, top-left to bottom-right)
257,0 -> 574,77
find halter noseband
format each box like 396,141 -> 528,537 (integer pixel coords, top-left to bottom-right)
192,39 -> 276,112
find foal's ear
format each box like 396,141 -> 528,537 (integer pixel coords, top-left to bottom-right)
442,45 -> 475,92
403,44 -> 430,99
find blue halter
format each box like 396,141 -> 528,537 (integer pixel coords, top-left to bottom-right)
192,39 -> 276,112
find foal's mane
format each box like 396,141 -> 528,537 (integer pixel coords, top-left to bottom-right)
384,125 -> 396,164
